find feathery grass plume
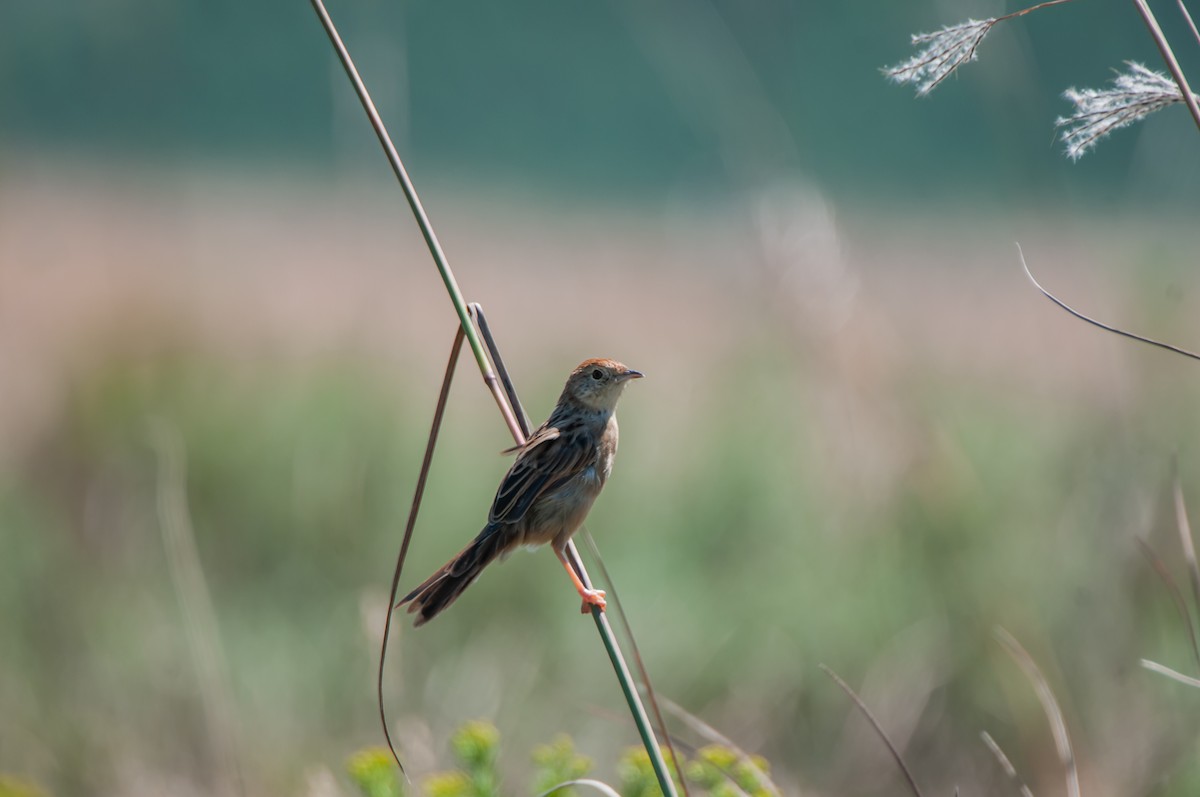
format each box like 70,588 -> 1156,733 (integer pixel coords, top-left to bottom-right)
884,18 -> 996,96
884,1 -> 1078,96
1058,61 -> 1195,159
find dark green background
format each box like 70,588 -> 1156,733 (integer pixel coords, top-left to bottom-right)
4,0 -> 1199,205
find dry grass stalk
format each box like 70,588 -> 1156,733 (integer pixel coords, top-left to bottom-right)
1136,538 -> 1200,670
1140,658 -> 1200,687
819,664 -> 926,797
993,628 -> 1080,797
980,731 -> 1035,797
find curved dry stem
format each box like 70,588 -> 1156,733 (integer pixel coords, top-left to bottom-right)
993,628 -> 1079,797
819,664 -> 925,797
537,779 -> 623,797
1019,244 -> 1200,363
377,324 -> 466,774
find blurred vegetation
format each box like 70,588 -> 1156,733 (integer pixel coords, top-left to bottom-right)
2,327 -> 1200,793
342,722 -> 772,797
348,748 -> 404,797
0,777 -> 50,797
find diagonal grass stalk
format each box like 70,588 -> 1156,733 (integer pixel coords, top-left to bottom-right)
1133,0 -> 1200,133
307,2 -> 679,794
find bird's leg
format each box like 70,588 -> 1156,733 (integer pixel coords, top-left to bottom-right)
555,547 -> 607,614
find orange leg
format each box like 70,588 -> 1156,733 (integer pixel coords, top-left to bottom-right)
555,548 -> 607,614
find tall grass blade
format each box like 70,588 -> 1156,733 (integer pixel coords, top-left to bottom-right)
307,4 -> 681,792
150,419 -> 244,797
581,530 -> 691,797
1133,0 -> 1200,134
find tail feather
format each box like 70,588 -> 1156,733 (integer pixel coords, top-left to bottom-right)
398,528 -> 506,626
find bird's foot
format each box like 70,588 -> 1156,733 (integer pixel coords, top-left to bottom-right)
579,588 -> 607,614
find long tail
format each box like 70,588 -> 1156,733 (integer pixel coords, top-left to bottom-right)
397,527 -> 507,626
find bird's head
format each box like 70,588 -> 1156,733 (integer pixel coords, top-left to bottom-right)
561,358 -> 643,412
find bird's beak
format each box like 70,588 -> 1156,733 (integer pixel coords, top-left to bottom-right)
619,369 -> 644,381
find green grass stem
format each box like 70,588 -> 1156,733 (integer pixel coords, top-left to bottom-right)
307,3 -> 678,794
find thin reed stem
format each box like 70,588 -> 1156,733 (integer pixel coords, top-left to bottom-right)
1133,0 -> 1200,132
1180,0 -> 1200,47
307,3 -> 678,793
308,0 -> 488,377
582,531 -> 691,797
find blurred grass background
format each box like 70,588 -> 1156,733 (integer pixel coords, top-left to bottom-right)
4,1 -> 1200,796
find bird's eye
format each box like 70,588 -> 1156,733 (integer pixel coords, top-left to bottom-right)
591,369 -> 604,380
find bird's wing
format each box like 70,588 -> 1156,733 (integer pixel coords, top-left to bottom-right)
488,423 -> 594,525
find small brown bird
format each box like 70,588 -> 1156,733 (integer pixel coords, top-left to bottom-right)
399,358 -> 643,626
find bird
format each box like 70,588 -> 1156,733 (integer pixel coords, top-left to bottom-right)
399,358 -> 643,626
